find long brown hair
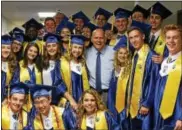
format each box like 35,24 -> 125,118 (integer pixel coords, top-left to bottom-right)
42,43 -> 62,69
23,43 -> 42,72
7,51 -> 18,73
76,89 -> 107,128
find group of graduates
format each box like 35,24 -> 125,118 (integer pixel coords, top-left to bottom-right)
1,1 -> 182,130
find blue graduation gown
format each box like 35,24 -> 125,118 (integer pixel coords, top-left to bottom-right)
153,75 -> 182,130
71,71 -> 83,102
127,50 -> 160,130
11,64 -> 37,84
1,71 -> 6,102
45,60 -> 67,105
85,111 -> 121,130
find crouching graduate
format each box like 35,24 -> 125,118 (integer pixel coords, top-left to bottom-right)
152,24 -> 182,130
2,82 -> 29,130
26,84 -> 77,130
77,89 -> 121,130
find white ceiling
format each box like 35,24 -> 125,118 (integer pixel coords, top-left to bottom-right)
2,1 -> 182,30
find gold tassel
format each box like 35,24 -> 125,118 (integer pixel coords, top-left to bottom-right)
111,13 -> 115,31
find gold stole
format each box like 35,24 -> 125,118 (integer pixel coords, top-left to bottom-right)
19,60 -> 42,84
115,71 -> 130,113
23,40 -> 44,55
109,37 -> 117,46
160,55 -> 182,119
154,34 -> 165,55
6,64 -> 12,86
81,111 -> 108,130
2,105 -> 28,130
34,106 -> 65,130
129,44 -> 150,118
60,57 -> 90,95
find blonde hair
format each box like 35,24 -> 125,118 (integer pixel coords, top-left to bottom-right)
163,24 -> 182,38
64,44 -> 86,65
113,47 -> 132,77
76,89 -> 107,128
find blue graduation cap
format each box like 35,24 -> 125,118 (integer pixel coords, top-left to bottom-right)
72,11 -> 90,24
22,18 -> 43,30
148,2 -> 172,19
113,35 -> 127,51
30,84 -> 53,99
12,33 -> 25,44
1,35 -> 12,45
71,34 -> 87,46
83,22 -> 97,32
43,33 -> 61,43
94,7 -> 112,20
132,4 -> 149,19
56,19 -> 76,34
9,27 -> 24,37
114,8 -> 131,19
10,82 -> 29,95
130,20 -> 151,35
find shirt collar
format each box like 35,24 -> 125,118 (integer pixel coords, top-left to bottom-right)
150,29 -> 161,39
168,51 -> 182,61
92,45 -> 107,55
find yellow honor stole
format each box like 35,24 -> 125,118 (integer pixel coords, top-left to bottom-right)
2,105 -> 27,130
160,55 -> 182,119
34,106 -> 65,130
19,61 -> 42,84
109,37 -> 117,46
81,111 -> 108,130
115,70 -> 130,113
154,34 -> 165,55
60,57 -> 90,94
129,44 -> 150,118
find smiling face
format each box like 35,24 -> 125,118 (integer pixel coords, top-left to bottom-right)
128,29 -> 145,51
83,93 -> 97,115
71,44 -> 84,59
1,44 -> 11,60
117,47 -> 128,64
27,46 -> 38,62
91,29 -> 106,52
132,11 -> 145,22
34,96 -> 51,116
9,93 -> 25,113
115,18 -> 128,34
95,15 -> 107,27
60,28 -> 71,42
74,18 -> 84,31
165,30 -> 182,55
45,20 -> 56,33
12,41 -> 22,53
149,13 -> 162,31
46,43 -> 58,58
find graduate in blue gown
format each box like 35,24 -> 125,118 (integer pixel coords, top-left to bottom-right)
25,84 -> 77,130
63,34 -> 90,103
107,35 -> 131,127
77,89 -> 121,130
152,24 -> 182,130
126,21 -> 160,130
1,35 -> 18,103
42,33 -> 77,108
11,43 -> 42,85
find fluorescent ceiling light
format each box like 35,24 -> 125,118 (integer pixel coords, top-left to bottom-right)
38,12 -> 56,18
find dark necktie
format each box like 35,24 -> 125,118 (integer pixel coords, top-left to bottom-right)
149,35 -> 155,49
96,51 -> 102,93
128,53 -> 138,104
12,114 -> 18,120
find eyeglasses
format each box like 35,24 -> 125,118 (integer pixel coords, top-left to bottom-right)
34,99 -> 48,106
